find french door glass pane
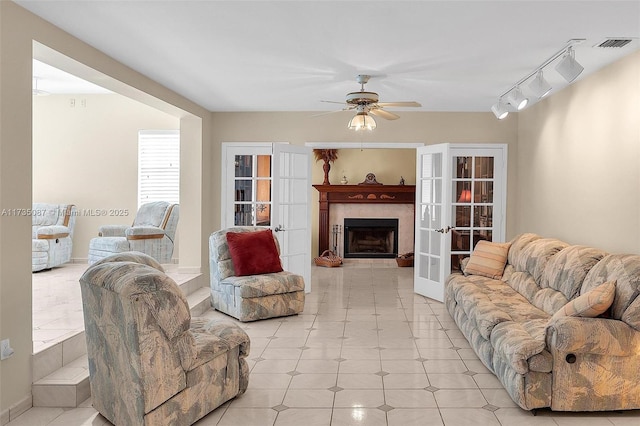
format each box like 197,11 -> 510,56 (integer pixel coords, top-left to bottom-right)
475,157 -> 494,178
233,154 -> 272,226
235,155 -> 252,177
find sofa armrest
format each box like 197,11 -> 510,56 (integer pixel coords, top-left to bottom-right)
98,224 -> 128,237
126,226 -> 166,240
36,225 -> 70,239
546,316 -> 640,357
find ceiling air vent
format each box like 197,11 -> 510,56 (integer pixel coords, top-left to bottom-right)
595,38 -> 633,48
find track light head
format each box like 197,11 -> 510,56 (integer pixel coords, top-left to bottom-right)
555,47 -> 584,83
528,70 -> 552,99
507,87 -> 528,110
491,99 -> 509,120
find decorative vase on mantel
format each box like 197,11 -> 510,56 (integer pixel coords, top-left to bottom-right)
313,149 -> 339,185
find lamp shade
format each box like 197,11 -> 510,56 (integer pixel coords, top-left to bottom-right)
491,100 -> 509,119
457,189 -> 472,203
528,70 -> 552,98
507,87 -> 528,110
555,47 -> 583,83
348,112 -> 377,131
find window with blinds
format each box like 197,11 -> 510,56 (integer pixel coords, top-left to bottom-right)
138,130 -> 180,208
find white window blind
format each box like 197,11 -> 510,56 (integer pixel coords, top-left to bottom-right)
138,130 -> 180,208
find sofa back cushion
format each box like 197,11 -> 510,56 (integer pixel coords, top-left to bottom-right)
508,235 -> 568,284
582,254 -> 640,330
542,245 -> 607,300
32,203 -> 61,227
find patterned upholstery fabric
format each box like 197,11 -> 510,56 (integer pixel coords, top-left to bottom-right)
32,203 -> 77,271
88,201 -> 179,264
210,227 -> 305,322
80,252 -> 250,426
445,233 -> 640,411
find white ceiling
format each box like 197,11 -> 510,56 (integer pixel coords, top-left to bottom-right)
18,1 -> 640,113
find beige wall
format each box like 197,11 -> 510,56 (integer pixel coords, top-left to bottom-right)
0,2 -> 211,417
211,111 -> 519,255
32,94 -> 180,261
517,50 -> 640,254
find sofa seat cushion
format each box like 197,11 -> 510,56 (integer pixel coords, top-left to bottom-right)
490,319 -> 548,374
221,271 -> 304,298
449,274 -> 549,340
89,236 -> 131,252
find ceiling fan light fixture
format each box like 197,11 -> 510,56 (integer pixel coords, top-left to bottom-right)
555,46 -> 584,83
348,112 -> 377,131
491,100 -> 509,120
528,70 -> 552,98
507,87 -> 528,110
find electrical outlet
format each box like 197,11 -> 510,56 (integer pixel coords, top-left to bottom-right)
1,339 -> 14,360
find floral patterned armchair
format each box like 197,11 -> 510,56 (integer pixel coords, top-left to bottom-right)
80,251 -> 250,425
209,227 -> 305,322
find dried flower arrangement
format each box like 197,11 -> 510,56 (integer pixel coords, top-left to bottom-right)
313,149 -> 339,185
313,149 -> 339,163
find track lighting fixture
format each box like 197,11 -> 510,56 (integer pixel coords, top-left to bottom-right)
555,47 -> 584,83
528,70 -> 552,98
491,99 -> 509,120
491,39 -> 585,119
507,87 -> 528,110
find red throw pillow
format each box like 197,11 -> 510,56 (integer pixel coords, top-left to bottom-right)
226,229 -> 283,276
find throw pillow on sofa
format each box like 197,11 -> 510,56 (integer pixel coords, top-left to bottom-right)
463,240 -> 511,279
550,280 -> 616,321
226,229 -> 283,276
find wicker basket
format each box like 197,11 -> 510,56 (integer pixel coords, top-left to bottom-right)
396,252 -> 414,267
314,250 -> 343,267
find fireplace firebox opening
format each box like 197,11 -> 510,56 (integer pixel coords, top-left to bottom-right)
344,218 -> 399,259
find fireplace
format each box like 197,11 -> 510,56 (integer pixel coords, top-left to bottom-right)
344,218 -> 399,258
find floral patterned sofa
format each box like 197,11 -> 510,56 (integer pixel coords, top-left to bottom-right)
80,252 -> 250,425
445,233 -> 640,412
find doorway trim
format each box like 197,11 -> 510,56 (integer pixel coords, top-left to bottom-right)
305,142 -> 425,149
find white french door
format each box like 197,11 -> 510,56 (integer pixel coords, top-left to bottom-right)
221,143 -> 312,292
414,143 -> 507,302
414,144 -> 450,302
272,144 -> 312,292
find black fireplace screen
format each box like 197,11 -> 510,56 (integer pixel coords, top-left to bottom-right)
344,218 -> 399,258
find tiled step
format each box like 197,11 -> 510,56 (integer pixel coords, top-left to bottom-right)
32,277 -> 210,408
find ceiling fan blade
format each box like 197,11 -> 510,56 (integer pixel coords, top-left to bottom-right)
320,100 -> 349,105
369,108 -> 400,120
376,101 -> 422,108
311,109 -> 351,117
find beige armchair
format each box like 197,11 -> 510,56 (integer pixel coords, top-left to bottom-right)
32,203 -> 77,271
209,227 -> 305,322
80,251 -> 250,425
88,201 -> 179,264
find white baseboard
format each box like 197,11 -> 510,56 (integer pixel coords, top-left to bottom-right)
1,394 -> 32,425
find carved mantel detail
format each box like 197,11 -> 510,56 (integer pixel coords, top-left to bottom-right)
313,184 -> 416,254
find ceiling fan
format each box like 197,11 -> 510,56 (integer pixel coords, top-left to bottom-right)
321,74 -> 421,130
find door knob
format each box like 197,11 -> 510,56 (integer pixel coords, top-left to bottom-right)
435,226 -> 454,234
274,225 -> 284,232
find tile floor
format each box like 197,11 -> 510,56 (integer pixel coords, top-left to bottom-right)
14,260 -> 640,425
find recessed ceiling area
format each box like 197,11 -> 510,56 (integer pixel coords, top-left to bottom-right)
18,1 -> 640,112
